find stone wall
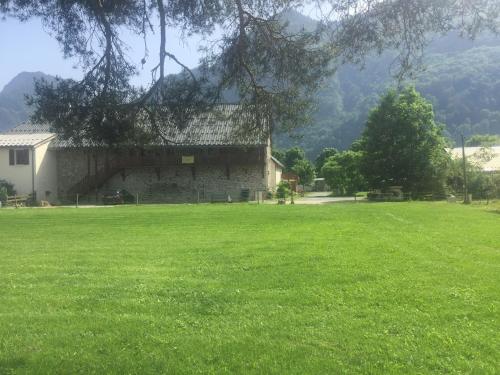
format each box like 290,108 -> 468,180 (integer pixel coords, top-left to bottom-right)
104,163 -> 266,203
55,146 -> 269,203
56,149 -> 89,197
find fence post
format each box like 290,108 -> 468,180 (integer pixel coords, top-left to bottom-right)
14,194 -> 17,208
76,193 -> 79,208
136,193 -> 139,206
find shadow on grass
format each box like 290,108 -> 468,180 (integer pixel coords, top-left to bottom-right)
0,357 -> 27,373
321,200 -> 359,205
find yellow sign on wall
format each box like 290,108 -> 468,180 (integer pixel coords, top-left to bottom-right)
182,155 -> 195,164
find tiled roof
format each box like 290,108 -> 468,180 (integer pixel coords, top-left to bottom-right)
155,104 -> 269,147
7,105 -> 269,148
7,123 -> 52,134
449,146 -> 500,172
0,132 -> 55,147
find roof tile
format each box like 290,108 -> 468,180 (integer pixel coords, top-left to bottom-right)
6,104 -> 268,148
0,133 -> 55,147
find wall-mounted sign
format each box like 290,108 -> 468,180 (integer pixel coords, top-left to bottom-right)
182,155 -> 195,164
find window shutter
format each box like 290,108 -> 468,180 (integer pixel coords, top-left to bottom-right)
9,150 -> 15,165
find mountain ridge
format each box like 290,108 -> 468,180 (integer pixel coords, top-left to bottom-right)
0,71 -> 55,132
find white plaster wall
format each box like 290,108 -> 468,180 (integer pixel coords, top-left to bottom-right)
267,160 -> 282,191
0,148 -> 33,196
275,167 -> 282,186
266,142 -> 273,190
266,141 -> 283,191
35,143 -> 58,202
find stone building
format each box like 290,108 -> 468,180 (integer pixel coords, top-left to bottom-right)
2,105 -> 283,204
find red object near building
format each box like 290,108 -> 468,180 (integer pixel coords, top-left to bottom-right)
281,172 -> 300,192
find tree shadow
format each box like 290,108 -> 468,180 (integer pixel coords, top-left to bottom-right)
0,357 -> 27,373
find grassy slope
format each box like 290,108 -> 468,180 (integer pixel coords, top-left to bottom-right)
0,203 -> 498,374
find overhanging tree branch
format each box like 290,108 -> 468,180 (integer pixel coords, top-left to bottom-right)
1,0 -> 498,146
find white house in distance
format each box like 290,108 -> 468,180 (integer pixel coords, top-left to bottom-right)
449,146 -> 500,173
0,131 -> 57,201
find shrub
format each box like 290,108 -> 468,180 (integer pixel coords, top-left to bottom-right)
447,159 -> 500,199
0,186 -> 8,205
120,190 -> 135,204
240,188 -> 250,202
276,181 -> 290,199
0,179 -> 15,196
26,196 -> 41,207
493,174 -> 500,199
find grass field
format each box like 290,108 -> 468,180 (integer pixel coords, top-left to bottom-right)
0,202 -> 499,374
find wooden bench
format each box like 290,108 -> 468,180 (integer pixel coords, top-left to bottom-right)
6,194 -> 32,207
211,192 -> 229,203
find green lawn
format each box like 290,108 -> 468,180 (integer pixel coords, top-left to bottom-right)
0,203 -> 498,374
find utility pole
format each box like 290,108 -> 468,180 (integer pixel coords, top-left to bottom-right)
461,134 -> 470,204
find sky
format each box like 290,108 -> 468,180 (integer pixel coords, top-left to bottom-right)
0,17 -> 213,91
0,5 -> 321,91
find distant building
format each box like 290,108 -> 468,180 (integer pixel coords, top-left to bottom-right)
0,105 -> 283,203
312,178 -> 330,192
282,172 -> 300,192
270,156 -> 284,187
448,146 -> 500,173
0,131 -> 57,200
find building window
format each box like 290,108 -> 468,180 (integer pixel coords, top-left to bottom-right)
16,149 -> 29,165
8,149 -> 29,165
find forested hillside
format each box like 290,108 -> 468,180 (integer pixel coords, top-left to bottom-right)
274,26 -> 500,157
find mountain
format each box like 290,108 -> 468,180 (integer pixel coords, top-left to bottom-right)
274,30 -> 500,157
0,71 -> 55,132
1,13 -> 500,157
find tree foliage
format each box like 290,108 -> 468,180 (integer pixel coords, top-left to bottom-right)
283,146 -> 306,171
315,147 -> 338,175
275,32 -> 500,159
271,149 -> 286,165
0,0 -> 332,145
276,146 -> 315,184
465,134 -> 500,147
360,87 -> 450,195
447,158 -> 499,199
321,150 -> 366,195
292,159 -> 315,185
1,1 -> 499,145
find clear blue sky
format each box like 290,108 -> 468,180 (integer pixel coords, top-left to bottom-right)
0,16 -> 210,90
0,5 -> 321,91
